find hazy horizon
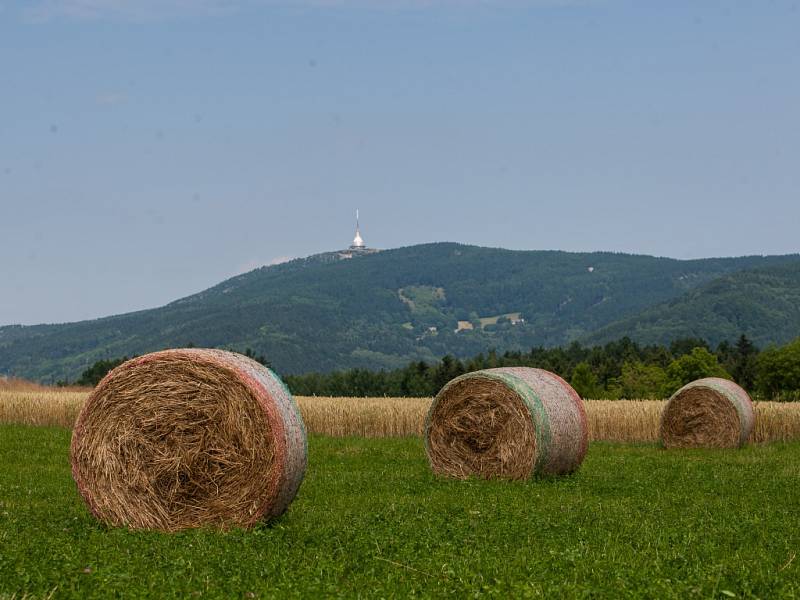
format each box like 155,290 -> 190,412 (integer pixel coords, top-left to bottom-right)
2,1 -> 799,325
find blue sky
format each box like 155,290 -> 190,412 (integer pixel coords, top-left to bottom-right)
1,0 -> 799,325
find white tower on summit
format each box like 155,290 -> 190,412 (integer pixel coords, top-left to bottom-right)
350,209 -> 366,250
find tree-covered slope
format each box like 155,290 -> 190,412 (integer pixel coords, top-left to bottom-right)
1,242 -> 798,382
585,261 -> 800,348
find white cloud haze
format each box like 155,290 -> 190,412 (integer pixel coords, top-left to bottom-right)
235,256 -> 293,276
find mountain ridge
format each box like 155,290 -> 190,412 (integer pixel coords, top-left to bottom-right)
2,242 -> 799,382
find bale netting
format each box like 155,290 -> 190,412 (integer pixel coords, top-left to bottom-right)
425,367 -> 588,480
660,377 -> 754,449
70,348 -> 307,532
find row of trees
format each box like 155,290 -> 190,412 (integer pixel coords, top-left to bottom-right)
71,336 -> 800,400
285,335 -> 800,400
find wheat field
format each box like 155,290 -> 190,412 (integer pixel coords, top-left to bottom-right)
2,388 -> 800,443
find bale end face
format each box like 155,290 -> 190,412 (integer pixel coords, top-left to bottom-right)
70,348 -> 307,532
425,367 -> 588,480
660,377 -> 754,449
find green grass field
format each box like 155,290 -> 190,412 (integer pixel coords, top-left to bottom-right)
1,425 -> 799,599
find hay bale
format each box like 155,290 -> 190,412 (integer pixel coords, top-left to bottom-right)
70,349 -> 307,531
425,367 -> 588,479
660,377 -> 754,449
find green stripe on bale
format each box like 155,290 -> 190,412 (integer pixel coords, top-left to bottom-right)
660,377 -> 755,449
424,367 -> 588,480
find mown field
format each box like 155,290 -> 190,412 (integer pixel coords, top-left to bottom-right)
1,424 -> 799,598
3,389 -> 800,443
3,383 -> 800,597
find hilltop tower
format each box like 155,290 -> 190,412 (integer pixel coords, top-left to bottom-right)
349,209 -> 366,251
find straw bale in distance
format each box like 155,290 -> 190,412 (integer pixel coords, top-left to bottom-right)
660,377 -> 754,449
425,367 -> 588,479
70,349 -> 307,531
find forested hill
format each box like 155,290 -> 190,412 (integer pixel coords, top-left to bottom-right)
585,261 -> 800,348
1,242 -> 799,382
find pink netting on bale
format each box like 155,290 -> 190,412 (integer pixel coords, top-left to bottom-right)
425,367 -> 588,479
70,349 -> 307,531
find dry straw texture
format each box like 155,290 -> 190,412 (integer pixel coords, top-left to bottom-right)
660,378 -> 755,449
70,349 -> 307,532
584,400 -> 664,443
425,367 -> 588,480
3,388 -> 800,444
0,389 -> 85,428
298,396 -> 428,437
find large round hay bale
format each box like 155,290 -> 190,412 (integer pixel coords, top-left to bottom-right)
660,377 -> 754,449
70,349 -> 307,531
425,367 -> 588,479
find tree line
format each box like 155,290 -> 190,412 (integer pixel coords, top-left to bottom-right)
284,335 -> 800,400
70,336 -> 800,400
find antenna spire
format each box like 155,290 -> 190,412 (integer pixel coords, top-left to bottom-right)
351,209 -> 365,249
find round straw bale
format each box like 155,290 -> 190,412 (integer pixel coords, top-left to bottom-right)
70,348 -> 307,531
660,377 -> 754,449
425,367 -> 588,479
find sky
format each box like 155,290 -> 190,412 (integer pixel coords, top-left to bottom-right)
1,0 -> 799,325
